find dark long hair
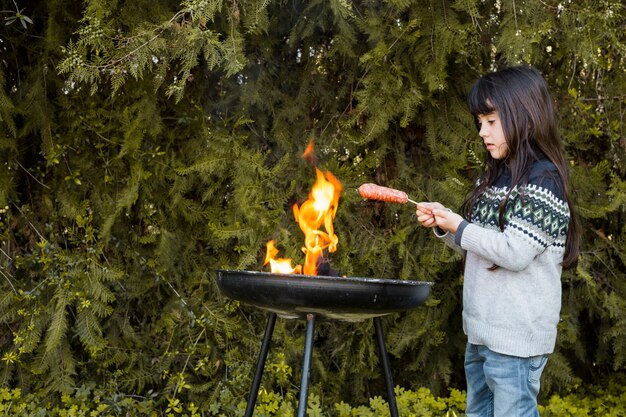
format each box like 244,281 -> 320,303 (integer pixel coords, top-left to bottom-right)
462,65 -> 580,268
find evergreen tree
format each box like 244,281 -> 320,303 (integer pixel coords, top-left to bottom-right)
0,0 -> 624,412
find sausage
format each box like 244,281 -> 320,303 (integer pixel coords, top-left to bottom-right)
358,183 -> 408,204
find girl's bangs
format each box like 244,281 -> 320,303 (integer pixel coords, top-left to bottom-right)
468,78 -> 496,116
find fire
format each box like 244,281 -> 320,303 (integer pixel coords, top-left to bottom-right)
264,141 -> 343,276
294,167 -> 342,275
264,240 -> 302,274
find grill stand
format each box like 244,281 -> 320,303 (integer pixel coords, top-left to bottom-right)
243,312 -> 399,417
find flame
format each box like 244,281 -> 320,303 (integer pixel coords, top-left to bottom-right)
293,168 -> 342,275
302,139 -> 316,165
263,240 -> 302,274
264,141 -> 342,276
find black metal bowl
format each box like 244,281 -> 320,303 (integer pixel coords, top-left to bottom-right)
215,269 -> 433,321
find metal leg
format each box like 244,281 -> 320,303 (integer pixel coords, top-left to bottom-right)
296,314 -> 316,417
374,317 -> 399,417
244,312 -> 277,417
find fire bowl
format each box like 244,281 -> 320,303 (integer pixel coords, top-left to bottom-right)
216,269 -> 433,321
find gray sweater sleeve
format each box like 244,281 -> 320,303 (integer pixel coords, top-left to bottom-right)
433,222 -> 467,255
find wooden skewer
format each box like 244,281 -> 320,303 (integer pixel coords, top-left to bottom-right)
407,198 -> 420,206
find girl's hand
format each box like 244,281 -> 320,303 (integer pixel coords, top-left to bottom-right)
416,202 -> 464,234
431,207 -> 464,234
415,202 -> 445,228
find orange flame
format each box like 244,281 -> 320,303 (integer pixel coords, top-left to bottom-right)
302,139 -> 316,165
263,240 -> 302,274
264,141 -> 343,276
293,167 -> 342,275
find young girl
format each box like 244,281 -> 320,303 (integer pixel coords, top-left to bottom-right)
416,66 -> 580,416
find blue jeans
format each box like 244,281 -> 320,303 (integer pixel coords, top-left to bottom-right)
464,343 -> 548,417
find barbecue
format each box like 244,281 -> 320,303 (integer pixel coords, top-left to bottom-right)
215,142 -> 433,416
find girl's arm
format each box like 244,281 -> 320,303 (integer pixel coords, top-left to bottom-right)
431,186 -> 569,271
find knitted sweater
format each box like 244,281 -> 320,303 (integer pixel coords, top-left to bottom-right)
437,158 -> 570,357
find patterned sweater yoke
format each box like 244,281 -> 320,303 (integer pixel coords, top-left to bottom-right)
471,159 -> 570,251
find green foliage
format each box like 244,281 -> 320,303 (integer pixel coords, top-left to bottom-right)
57,0 -> 246,101
2,378 -> 623,416
539,374 -> 626,417
0,0 -> 625,412
0,384 -> 165,416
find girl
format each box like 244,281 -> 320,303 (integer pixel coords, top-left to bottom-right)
416,66 -> 580,416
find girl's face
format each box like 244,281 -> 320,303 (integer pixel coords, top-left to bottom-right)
477,111 -> 508,160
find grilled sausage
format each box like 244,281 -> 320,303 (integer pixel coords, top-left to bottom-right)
358,183 -> 408,204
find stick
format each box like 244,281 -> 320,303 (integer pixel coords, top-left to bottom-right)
407,198 -> 420,206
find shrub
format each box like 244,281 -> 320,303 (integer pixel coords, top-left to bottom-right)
0,376 -> 625,416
